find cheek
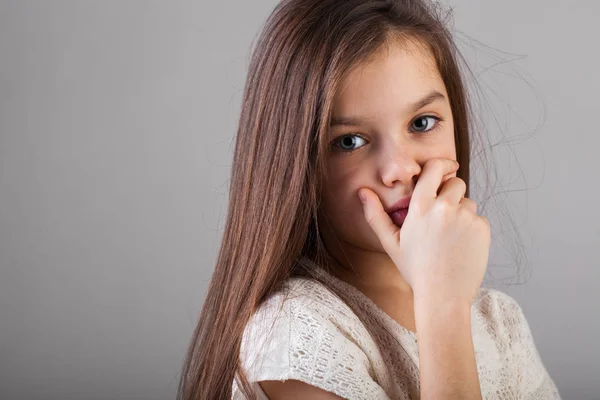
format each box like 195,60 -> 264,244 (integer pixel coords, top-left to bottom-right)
322,164 -> 364,212
326,155 -> 361,181
320,170 -> 374,239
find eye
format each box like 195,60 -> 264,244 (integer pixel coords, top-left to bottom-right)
330,115 -> 444,154
331,134 -> 368,153
410,115 -> 443,133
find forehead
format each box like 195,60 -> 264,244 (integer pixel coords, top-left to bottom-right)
331,41 -> 446,117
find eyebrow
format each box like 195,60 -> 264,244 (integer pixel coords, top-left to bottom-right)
329,90 -> 446,127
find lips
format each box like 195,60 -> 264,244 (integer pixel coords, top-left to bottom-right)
388,207 -> 409,226
384,196 -> 412,214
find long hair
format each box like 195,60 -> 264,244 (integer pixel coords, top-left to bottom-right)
178,0 -> 515,398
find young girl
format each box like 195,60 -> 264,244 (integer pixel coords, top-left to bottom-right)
178,0 -> 562,399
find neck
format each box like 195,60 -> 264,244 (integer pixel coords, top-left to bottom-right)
319,235 -> 413,295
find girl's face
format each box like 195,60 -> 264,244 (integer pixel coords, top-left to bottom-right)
318,40 -> 457,257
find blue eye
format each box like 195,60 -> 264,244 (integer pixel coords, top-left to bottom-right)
330,115 -> 444,154
331,134 -> 368,153
410,115 -> 443,133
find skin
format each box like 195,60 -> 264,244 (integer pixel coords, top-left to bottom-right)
316,39 -> 457,327
260,39 -> 487,399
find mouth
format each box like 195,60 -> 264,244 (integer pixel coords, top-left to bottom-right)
384,195 -> 412,214
388,207 -> 409,226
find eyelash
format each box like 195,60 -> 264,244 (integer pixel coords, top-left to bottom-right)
330,115 -> 444,154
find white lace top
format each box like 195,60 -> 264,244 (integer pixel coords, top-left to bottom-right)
232,256 -> 561,399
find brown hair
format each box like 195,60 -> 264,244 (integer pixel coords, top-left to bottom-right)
177,0 -> 521,398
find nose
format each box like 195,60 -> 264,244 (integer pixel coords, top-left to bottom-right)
380,146 -> 421,188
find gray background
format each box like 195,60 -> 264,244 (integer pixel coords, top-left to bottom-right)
0,1 -> 597,399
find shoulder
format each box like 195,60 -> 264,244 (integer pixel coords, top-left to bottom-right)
242,276 -> 349,339
239,276 -> 341,357
474,287 -> 522,313
238,276 -> 389,399
473,289 -> 561,397
473,287 -> 525,321
245,276 -> 363,335
240,275 -> 364,372
471,287 -> 531,341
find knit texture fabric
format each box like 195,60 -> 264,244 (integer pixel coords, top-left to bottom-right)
232,257 -> 561,399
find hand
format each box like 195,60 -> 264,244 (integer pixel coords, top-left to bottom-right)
358,158 -> 490,306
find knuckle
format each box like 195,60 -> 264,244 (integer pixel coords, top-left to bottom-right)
425,158 -> 443,173
365,212 -> 376,226
437,195 -> 455,208
434,158 -> 447,171
462,197 -> 477,210
478,215 -> 490,228
448,176 -> 466,189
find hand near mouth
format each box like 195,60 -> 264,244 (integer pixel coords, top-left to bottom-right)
357,157 -> 490,307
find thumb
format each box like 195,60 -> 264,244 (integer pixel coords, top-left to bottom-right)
358,188 -> 400,254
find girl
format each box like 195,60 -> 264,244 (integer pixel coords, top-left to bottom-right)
178,0 -> 562,399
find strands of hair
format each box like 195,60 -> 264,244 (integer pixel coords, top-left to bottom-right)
177,1 -> 530,399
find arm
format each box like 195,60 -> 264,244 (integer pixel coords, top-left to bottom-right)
259,380 -> 346,400
414,295 -> 482,400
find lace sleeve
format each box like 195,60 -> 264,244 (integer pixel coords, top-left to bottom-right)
237,291 -> 391,400
495,290 -> 562,399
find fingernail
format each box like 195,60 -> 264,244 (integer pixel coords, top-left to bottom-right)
358,190 -> 367,203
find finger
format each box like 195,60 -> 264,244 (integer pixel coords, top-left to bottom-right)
358,188 -> 400,255
437,177 -> 466,204
412,159 -> 460,208
459,197 -> 477,214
